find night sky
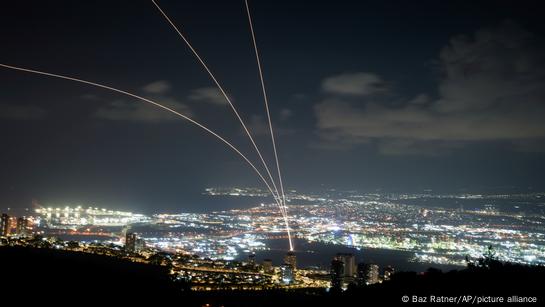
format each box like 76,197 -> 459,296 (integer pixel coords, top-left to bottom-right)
2,0 -> 545,212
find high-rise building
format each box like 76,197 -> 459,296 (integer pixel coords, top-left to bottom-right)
330,258 -> 345,290
330,253 -> 356,287
134,238 -> 145,252
284,251 -> 297,271
125,232 -> 145,253
125,232 -> 137,252
16,217 -> 30,236
1,213 -> 10,237
357,262 -> 366,286
336,253 -> 356,278
280,263 -> 294,284
359,263 -> 380,285
262,259 -> 273,274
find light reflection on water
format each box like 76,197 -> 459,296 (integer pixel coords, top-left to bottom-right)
238,238 -> 463,272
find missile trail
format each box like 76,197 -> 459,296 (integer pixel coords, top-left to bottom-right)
0,63 -> 287,212
150,1 -> 287,222
151,0 -> 292,250
244,1 -> 286,210
244,0 -> 291,250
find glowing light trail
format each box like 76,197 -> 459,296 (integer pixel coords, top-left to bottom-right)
0,63 -> 287,213
151,0 -> 293,249
150,0 -> 287,218
244,0 -> 291,251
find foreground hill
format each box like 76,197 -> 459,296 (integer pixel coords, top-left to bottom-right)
0,246 -> 181,303
1,246 -> 543,306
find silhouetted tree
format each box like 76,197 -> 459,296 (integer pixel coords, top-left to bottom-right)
477,245 -> 502,269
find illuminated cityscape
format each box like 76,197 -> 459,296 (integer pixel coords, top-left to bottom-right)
2,187 -> 544,293
2,0 -> 545,305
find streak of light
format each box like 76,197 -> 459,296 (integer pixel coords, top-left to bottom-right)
150,0 -> 287,224
244,0 -> 292,251
0,63 -> 285,212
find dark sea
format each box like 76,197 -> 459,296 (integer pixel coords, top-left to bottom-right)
237,238 -> 463,273
142,194 -> 273,214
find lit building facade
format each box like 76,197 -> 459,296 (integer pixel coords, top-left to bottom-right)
336,253 -> 356,279
1,213 -> 9,236
280,263 -> 294,284
359,263 -> 380,285
262,259 -> 273,274
16,217 -> 30,236
284,251 -> 297,271
125,232 -> 144,253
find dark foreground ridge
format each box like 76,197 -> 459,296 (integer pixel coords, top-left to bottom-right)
1,246 -> 543,306
0,246 -> 182,303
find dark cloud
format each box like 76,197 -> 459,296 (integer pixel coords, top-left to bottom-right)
246,114 -> 294,137
188,86 -> 226,105
279,108 -> 293,121
314,21 -> 545,154
322,72 -> 387,96
95,97 -> 192,122
0,103 -> 46,120
142,80 -> 171,94
94,81 -> 192,122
